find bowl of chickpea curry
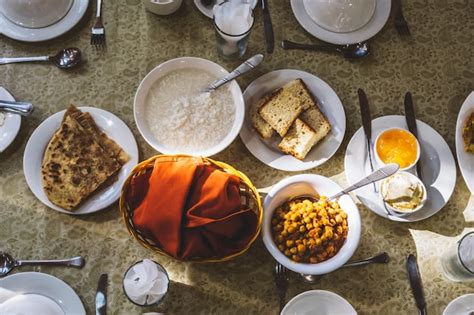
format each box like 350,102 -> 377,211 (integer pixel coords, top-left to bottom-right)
262,175 -> 361,275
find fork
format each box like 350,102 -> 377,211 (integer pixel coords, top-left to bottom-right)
91,0 -> 106,47
394,0 -> 410,36
274,263 -> 288,312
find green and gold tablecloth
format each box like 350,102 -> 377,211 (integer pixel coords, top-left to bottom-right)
0,0 -> 473,314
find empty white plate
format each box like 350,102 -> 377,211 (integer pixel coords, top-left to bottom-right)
303,0 -> 376,33
239,69 -> 345,172
0,87 -> 21,153
455,91 -> 474,194
282,290 -> 357,315
345,115 -> 456,222
23,107 -> 139,215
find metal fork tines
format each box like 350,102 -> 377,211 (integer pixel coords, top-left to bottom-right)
91,0 -> 106,47
274,263 -> 288,312
394,0 -> 410,36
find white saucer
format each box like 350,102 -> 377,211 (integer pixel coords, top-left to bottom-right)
0,272 -> 85,315
345,115 -> 456,222
239,69 -> 345,172
291,0 -> 391,45
0,0 -> 89,42
194,0 -> 258,19
444,294 -> 474,315
23,107 -> 139,215
281,290 -> 357,315
455,91 -> 474,194
0,87 -> 21,153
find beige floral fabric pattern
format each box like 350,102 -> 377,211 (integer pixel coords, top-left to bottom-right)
0,0 -> 473,314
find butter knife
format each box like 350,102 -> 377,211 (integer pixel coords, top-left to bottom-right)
404,92 -> 423,182
358,88 -> 377,192
261,0 -> 274,53
95,273 -> 107,315
407,255 -> 427,315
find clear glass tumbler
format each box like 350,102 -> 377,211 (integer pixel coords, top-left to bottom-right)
440,232 -> 474,282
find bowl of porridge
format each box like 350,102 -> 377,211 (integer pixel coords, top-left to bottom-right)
134,57 -> 245,156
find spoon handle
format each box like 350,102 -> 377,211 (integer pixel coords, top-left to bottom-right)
17,256 -> 85,268
0,56 -> 50,65
205,54 -> 264,92
281,40 -> 339,53
0,100 -> 34,116
341,252 -> 390,268
329,163 -> 399,200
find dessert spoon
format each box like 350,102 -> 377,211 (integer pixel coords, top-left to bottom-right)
0,252 -> 85,277
0,48 -> 82,69
281,40 -> 370,59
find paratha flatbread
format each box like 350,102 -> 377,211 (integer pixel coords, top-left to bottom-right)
41,115 -> 122,210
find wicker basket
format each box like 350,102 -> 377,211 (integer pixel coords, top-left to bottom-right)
119,154 -> 262,262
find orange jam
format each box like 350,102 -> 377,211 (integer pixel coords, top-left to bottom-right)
376,129 -> 418,169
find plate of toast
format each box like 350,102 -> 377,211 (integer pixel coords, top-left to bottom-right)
240,70 -> 345,171
23,105 -> 138,214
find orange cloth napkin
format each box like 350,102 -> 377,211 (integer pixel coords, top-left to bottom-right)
127,156 -> 258,260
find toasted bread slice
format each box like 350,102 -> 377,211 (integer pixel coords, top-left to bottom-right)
299,105 -> 331,145
251,94 -> 274,138
463,112 -> 474,153
278,118 -> 319,160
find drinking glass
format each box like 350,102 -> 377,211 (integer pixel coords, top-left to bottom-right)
440,232 -> 474,282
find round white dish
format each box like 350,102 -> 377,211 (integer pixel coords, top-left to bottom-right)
380,171 -> 427,215
455,91 -> 474,194
262,174 -> 361,275
0,87 -> 21,153
194,0 -> 258,19
23,107 -> 139,215
443,294 -> 474,315
0,0 -> 88,42
0,0 -> 73,29
134,57 -> 244,157
345,115 -> 456,222
0,272 -> 86,315
291,0 -> 391,45
239,69 -> 345,172
303,0 -> 376,33
281,290 -> 357,315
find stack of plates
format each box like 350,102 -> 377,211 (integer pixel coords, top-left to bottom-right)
291,0 -> 391,44
0,0 -> 89,42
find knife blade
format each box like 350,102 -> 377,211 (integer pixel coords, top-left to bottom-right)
358,88 -> 377,192
261,0 -> 274,53
404,92 -> 423,182
95,273 -> 108,315
407,254 -> 427,315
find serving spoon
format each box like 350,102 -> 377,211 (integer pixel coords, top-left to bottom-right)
0,47 -> 82,69
0,252 -> 85,277
281,40 -> 370,59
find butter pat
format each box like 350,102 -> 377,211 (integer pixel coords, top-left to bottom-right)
380,172 -> 425,212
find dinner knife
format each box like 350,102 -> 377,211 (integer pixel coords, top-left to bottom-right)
261,0 -> 274,53
407,254 -> 427,315
95,273 -> 108,315
358,88 -> 377,192
404,92 -> 423,182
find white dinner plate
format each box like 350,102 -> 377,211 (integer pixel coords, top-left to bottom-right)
345,115 -> 456,222
455,91 -> 474,194
444,294 -> 474,315
281,290 -> 357,315
23,107 -> 139,215
0,0 -> 88,42
194,0 -> 258,19
240,69 -> 345,172
291,0 -> 391,45
0,87 -> 21,153
0,272 -> 86,315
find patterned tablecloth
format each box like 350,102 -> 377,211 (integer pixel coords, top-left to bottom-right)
0,1 -> 473,314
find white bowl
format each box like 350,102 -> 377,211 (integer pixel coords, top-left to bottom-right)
0,0 -> 73,28
134,57 -> 245,157
262,174 -> 361,275
374,127 -> 421,172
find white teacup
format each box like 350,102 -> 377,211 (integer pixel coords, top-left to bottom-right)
142,0 -> 183,16
0,0 -> 73,28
